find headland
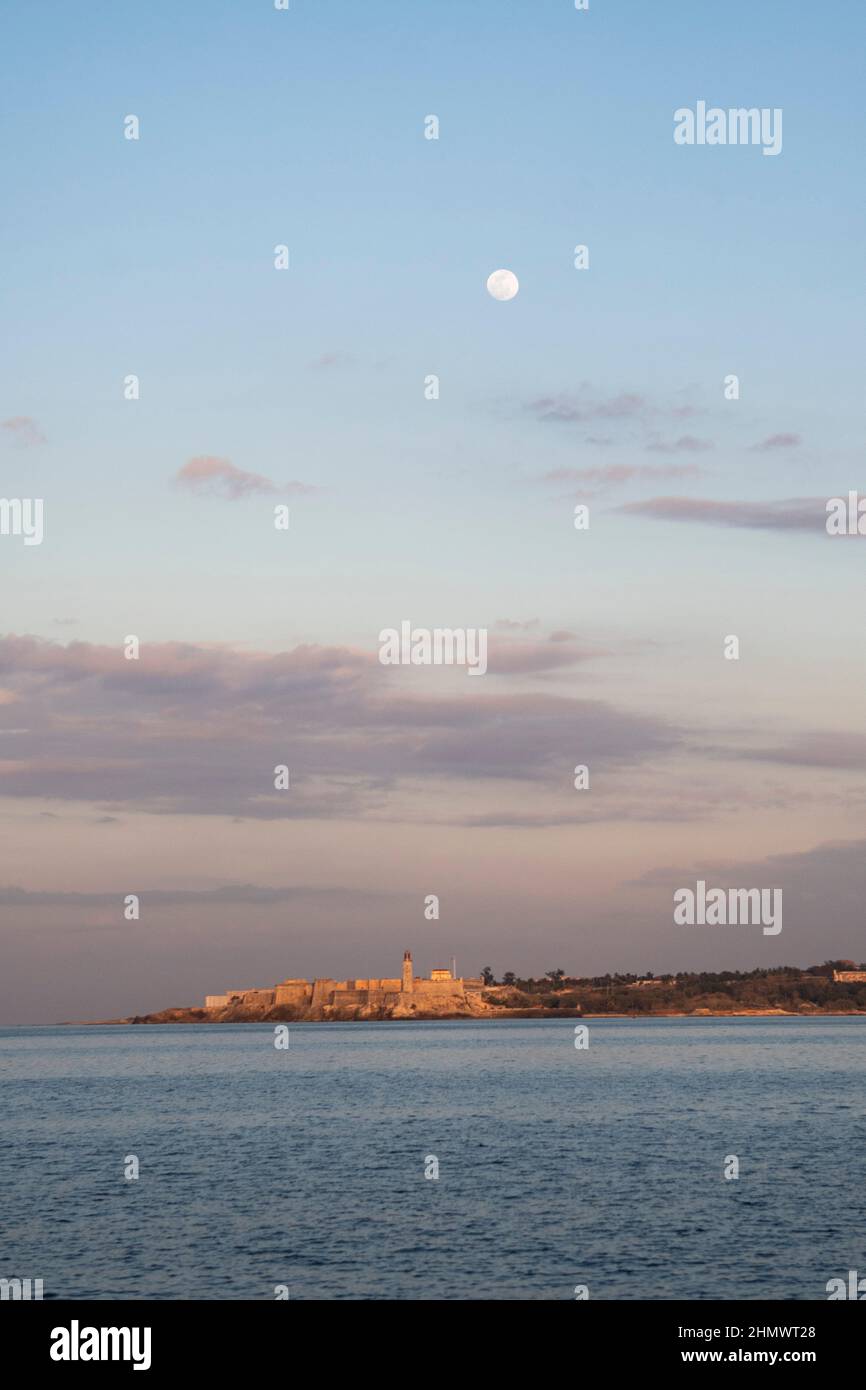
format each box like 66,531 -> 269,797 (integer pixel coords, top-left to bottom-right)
90,955 -> 866,1024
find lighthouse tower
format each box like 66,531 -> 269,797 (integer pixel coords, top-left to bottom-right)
401,950 -> 413,994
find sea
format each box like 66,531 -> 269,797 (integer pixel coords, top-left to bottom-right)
1,1017 -> 864,1300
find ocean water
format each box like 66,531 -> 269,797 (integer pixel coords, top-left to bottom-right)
1,1017 -> 864,1301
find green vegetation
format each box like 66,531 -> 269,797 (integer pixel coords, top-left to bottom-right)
479,961 -> 866,1015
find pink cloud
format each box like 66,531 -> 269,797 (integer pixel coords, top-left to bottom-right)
528,391 -> 646,424
308,351 -> 355,369
0,634 -> 672,817
750,433 -> 802,451
645,436 -> 714,454
175,456 -> 317,500
1,416 -> 46,447
617,496 -> 825,531
486,634 -> 596,674
541,463 -> 705,495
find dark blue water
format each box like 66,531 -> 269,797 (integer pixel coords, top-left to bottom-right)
1,1018 -> 864,1300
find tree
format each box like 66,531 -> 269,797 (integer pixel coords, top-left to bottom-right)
480,966 -> 496,986
502,971 -> 516,987
546,968 -> 566,989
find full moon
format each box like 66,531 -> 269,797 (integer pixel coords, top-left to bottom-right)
486,268 -> 519,301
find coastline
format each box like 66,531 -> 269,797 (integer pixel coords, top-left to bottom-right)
76,1007 -> 866,1026
79,957 -> 865,1029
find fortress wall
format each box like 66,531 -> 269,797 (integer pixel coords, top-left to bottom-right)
240,989 -> 275,1005
311,978 -> 337,1008
327,988 -> 398,1008
275,982 -> 312,1006
208,961 -> 475,1014
412,980 -> 466,997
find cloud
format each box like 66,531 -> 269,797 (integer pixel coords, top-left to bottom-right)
175,457 -> 318,500
1,416 -> 46,447
616,496 -> 827,532
750,433 -> 802,452
526,388 -> 705,429
627,839 -> 866,955
0,882 -> 387,908
527,391 -> 647,424
308,351 -> 355,369
486,633 -> 596,674
737,732 -> 866,770
645,436 -> 714,454
541,464 -> 705,494
0,634 -> 674,819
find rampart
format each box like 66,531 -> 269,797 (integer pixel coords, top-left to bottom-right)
204,953 -> 472,1013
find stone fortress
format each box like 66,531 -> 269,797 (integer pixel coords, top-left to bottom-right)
204,951 -> 485,1018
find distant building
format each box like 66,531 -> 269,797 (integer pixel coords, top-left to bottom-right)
204,951 -> 473,1011
206,988 -> 275,1009
833,970 -> 866,983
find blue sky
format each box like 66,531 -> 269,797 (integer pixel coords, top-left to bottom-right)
2,1 -> 865,1021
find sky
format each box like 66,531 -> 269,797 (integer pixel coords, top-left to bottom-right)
2,1 -> 865,1023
